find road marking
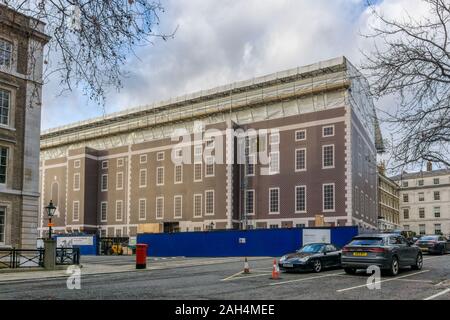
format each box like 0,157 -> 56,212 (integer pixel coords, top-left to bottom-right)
269,272 -> 345,286
223,273 -> 273,281
394,279 -> 433,284
423,288 -> 450,300
221,270 -> 244,282
423,255 -> 449,261
336,270 -> 430,292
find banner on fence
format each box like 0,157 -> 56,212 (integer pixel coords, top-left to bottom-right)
57,236 -> 93,248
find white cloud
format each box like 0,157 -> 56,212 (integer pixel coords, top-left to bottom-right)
41,0 -> 425,131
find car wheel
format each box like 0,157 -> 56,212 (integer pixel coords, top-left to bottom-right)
388,256 -> 399,276
411,253 -> 423,270
344,267 -> 356,275
312,259 -> 322,273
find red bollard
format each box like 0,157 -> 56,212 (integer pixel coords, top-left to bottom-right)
135,243 -> 148,269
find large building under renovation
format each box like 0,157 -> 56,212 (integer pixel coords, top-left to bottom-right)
39,57 -> 384,238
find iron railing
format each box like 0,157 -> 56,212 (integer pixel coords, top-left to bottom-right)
0,247 -> 80,269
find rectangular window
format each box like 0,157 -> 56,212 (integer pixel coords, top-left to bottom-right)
434,224 -> 442,234
403,208 -> 409,219
156,197 -> 164,219
403,194 -> 409,203
269,132 -> 280,145
205,190 -> 214,216
101,174 -> 108,192
74,160 -> 81,168
246,154 -> 255,176
157,152 -> 165,161
433,178 -> 440,185
0,147 -> 7,184
194,163 -> 202,181
140,154 -> 147,164
295,186 -> 306,213
295,148 -> 306,171
418,192 -> 424,202
100,229 -> 106,238
322,145 -> 334,169
269,188 -> 280,214
174,165 -> 183,184
101,160 -> 108,169
116,172 -> 124,190
402,181 -> 408,187
156,167 -> 164,186
417,179 -> 424,186
73,173 -> 80,191
205,156 -> 215,177
174,195 -> 182,219
139,169 -> 147,188
434,191 -> 440,201
419,224 -> 426,235
193,194 -> 202,218
73,201 -> 80,221
295,130 -> 306,141
117,158 -> 124,167
116,200 -> 123,221
269,151 -> 280,174
0,88 -> 10,126
246,190 -> 255,216
0,206 -> 5,243
296,224 -> 306,228
269,224 -> 279,229
116,229 -> 122,237
323,125 -> 334,137
323,183 -> 335,212
434,207 -> 441,218
194,145 -> 203,157
100,202 -> 107,222
139,199 -> 146,220
403,225 -> 410,231
0,39 -> 13,68
194,227 -> 202,232
419,208 -> 425,219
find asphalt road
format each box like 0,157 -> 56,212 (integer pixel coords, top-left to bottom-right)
0,254 -> 448,300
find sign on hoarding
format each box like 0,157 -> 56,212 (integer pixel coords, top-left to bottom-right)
57,236 -> 94,248
302,229 -> 330,245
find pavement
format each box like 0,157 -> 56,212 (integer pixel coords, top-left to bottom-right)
0,254 -> 448,300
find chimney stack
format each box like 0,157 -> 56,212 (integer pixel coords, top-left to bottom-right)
427,161 -> 433,172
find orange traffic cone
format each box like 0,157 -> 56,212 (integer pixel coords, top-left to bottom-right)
244,257 -> 250,274
271,258 -> 280,280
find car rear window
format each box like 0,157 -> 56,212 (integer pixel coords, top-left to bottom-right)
420,236 -> 438,240
348,238 -> 384,246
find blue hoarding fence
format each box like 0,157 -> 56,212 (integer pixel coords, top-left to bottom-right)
137,226 -> 358,257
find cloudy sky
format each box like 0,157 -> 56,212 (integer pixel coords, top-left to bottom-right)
41,0 -> 426,131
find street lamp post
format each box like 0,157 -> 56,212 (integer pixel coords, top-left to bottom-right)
45,200 -> 57,240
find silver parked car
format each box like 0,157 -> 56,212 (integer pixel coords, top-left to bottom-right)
341,234 -> 423,276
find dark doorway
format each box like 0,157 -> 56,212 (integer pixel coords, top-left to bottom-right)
163,222 -> 180,233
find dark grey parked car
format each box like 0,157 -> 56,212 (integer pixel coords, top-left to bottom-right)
341,234 -> 423,276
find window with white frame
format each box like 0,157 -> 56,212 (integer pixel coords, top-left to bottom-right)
205,190 -> 214,216
434,207 -> 441,218
295,130 -> 306,141
434,224 -> 442,234
74,160 -> 81,168
403,194 -> 409,202
174,195 -> 182,218
116,200 -> 123,221
194,145 -> 203,157
139,199 -> 146,220
434,191 -> 440,201
116,172 -> 124,190
73,173 -> 80,191
269,151 -> 280,174
156,167 -> 164,186
403,208 -> 409,219
194,163 -> 202,181
117,158 -> 124,167
140,154 -> 147,164
269,132 -> 280,145
269,188 -> 280,214
100,202 -> 107,222
139,169 -> 147,188
157,152 -> 165,161
174,165 -> 183,184
295,186 -> 306,213
205,156 -> 215,177
100,229 -> 107,238
419,207 -> 425,218
193,194 -> 202,218
0,147 -> 7,184
323,125 -> 334,137
246,190 -> 255,215
73,201 -> 80,221
116,229 -> 122,237
419,224 -> 426,235
0,39 -> 13,68
323,184 -> 335,211
156,197 -> 164,219
322,145 -> 334,168
418,192 -> 425,202
295,148 -> 306,171
101,160 -> 108,169
433,178 -> 440,185
101,174 -> 108,191
246,154 -> 255,176
0,206 -> 6,243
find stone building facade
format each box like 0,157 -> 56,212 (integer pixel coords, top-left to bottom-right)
0,6 -> 49,248
377,165 -> 400,231
39,57 -> 383,238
